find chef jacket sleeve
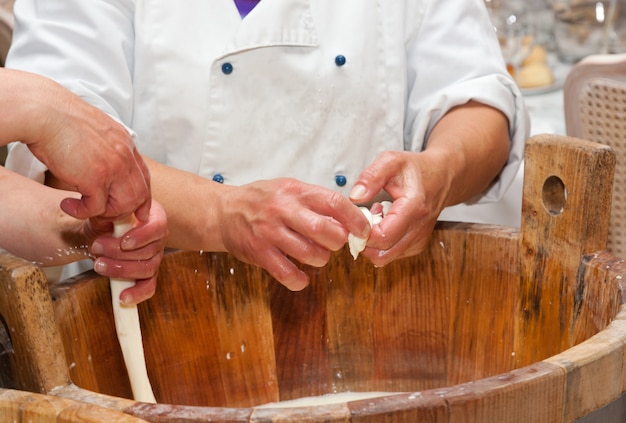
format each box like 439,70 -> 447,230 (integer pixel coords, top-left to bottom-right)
405,0 -> 530,204
4,0 -> 136,180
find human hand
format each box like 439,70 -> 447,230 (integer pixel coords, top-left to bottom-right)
86,200 -> 168,304
349,150 -> 450,266
348,102 -> 510,266
216,178 -> 371,291
25,78 -> 151,222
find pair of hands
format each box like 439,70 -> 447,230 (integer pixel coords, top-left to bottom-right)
216,150 -> 445,291
214,102 -> 511,291
25,81 -> 168,304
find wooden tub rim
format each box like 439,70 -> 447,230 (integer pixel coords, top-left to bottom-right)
0,387 -> 150,422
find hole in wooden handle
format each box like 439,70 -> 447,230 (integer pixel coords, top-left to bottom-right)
542,175 -> 567,216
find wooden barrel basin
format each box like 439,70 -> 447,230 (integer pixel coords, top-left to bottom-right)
1,134 -> 626,422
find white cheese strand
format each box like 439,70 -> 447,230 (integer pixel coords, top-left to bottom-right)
111,216 -> 156,403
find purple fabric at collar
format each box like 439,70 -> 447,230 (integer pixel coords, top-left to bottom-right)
234,0 -> 260,18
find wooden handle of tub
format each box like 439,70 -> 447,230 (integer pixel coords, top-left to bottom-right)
111,216 -> 156,403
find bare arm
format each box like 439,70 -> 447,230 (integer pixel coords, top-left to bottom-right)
415,100 -> 510,208
0,166 -> 89,264
1,68 -> 151,222
0,166 -> 168,304
143,157 -> 230,251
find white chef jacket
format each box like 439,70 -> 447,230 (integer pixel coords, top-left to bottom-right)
6,0 -> 529,212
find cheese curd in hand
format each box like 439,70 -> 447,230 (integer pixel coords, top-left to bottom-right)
348,201 -> 392,259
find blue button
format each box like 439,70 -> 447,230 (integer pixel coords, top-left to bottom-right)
335,55 -> 346,67
221,63 -> 233,74
212,174 -> 225,183
335,175 -> 347,187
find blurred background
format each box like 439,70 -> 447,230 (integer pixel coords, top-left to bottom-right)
0,0 -> 12,166
484,0 -> 626,92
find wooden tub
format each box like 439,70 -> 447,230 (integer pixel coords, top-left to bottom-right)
1,134 -> 626,422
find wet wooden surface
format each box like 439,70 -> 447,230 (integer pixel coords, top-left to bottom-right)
516,135 -> 616,366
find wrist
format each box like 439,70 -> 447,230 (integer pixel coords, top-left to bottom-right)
419,144 -> 464,209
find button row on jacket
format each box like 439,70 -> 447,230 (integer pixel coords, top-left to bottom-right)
212,173 -> 349,187
221,55 -> 346,75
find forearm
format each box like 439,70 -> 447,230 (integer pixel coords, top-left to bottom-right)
0,168 -> 88,265
144,157 -> 230,252
0,69 -> 60,146
424,100 -> 510,208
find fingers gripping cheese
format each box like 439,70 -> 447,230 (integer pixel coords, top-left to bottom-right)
347,201 -> 391,260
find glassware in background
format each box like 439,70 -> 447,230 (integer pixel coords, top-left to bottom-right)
486,0 -> 536,83
553,0 -> 622,62
528,0 -> 557,50
608,0 -> 626,53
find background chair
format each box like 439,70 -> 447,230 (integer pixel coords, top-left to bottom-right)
564,53 -> 626,259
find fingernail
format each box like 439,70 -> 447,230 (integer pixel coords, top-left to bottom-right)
93,259 -> 106,274
350,184 -> 366,200
119,292 -> 131,305
91,241 -> 104,255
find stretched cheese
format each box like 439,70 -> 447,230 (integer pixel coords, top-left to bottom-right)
111,217 -> 156,403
